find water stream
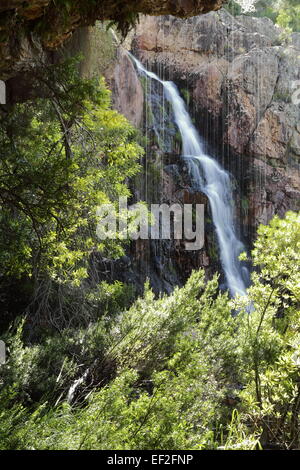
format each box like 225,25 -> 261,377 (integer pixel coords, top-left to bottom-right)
130,53 -> 249,297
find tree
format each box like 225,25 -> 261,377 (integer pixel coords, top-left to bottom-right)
0,57 -> 142,329
234,212 -> 300,448
230,0 -> 300,32
0,212 -> 299,450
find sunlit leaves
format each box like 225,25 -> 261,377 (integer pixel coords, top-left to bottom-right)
0,59 -> 142,284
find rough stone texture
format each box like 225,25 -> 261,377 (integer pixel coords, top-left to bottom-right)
131,9 -> 300,233
59,25 -> 144,127
110,49 -> 144,128
0,0 -> 225,79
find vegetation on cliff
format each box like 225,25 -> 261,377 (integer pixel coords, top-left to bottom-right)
228,0 -> 300,31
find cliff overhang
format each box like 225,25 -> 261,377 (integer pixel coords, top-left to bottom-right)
0,0 -> 225,79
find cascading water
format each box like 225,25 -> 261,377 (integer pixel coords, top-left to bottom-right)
129,53 -> 249,297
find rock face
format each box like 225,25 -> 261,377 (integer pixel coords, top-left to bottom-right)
0,0 -> 225,80
110,49 -> 144,128
61,25 -> 145,128
131,10 -> 300,235
95,153 -> 213,295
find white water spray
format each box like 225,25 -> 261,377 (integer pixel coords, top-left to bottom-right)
130,53 -> 249,297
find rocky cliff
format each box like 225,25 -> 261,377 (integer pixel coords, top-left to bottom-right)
0,0 -> 225,80
3,6 -> 300,294
92,9 -> 300,293
131,10 -> 300,237
57,10 -> 300,294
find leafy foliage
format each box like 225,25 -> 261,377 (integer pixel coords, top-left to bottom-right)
227,0 -> 300,32
0,59 -> 141,281
0,58 -> 142,329
0,211 -> 298,449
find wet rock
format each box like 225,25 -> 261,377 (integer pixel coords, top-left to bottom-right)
132,9 -> 300,233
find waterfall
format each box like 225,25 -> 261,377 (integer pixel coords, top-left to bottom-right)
130,53 -> 249,297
